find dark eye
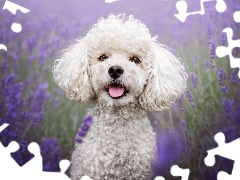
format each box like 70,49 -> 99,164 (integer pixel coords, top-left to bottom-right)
129,56 -> 141,64
98,54 -> 108,61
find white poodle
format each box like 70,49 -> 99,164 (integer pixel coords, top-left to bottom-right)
53,14 -> 187,180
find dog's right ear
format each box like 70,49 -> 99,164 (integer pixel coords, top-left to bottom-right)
53,38 -> 94,105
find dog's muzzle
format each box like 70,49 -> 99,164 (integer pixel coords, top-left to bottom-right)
108,65 -> 124,79
106,65 -> 128,99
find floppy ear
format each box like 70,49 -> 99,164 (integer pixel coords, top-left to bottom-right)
53,38 -> 95,105
139,42 -> 187,111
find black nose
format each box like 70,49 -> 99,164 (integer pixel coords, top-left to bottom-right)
108,65 -> 124,79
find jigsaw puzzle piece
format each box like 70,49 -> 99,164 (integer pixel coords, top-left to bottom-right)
205,132 -> 238,166
40,170 -> 71,180
174,1 -> 189,22
204,151 -> 216,167
2,0 -> 30,33
0,123 -> 9,133
105,0 -> 120,3
0,141 -> 19,162
204,132 -> 225,167
17,148 -> 71,180
205,132 -> 240,180
233,11 -> 240,23
0,124 -> 19,168
174,0 -> 227,22
174,0 -> 207,23
170,165 -> 190,180
215,0 -> 227,13
0,44 -> 7,51
59,159 -> 70,174
216,28 -> 240,77
21,142 -> 43,173
0,141 -> 22,179
81,175 -> 93,180
11,22 -> 22,33
38,171 -> 71,180
217,171 -> 236,180
2,0 -> 30,15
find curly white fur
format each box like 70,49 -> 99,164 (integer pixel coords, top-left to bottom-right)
53,14 -> 187,180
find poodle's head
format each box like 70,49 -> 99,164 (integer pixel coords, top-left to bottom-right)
53,14 -> 187,111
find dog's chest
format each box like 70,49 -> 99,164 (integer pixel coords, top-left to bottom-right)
72,114 -> 157,179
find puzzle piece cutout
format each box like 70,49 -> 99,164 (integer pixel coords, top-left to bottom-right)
1,1 -> 30,52
174,0 -> 226,22
11,22 -> 22,33
0,123 -> 9,132
233,11 -> 240,23
204,132 -> 240,180
105,0 -> 120,3
154,176 -> 165,180
154,165 -> 190,180
216,28 -> 240,78
0,44 -> 7,51
0,123 -> 78,180
0,140 -> 20,174
171,165 -> 190,180
81,175 -> 93,180
2,0 -> 30,33
2,0 -> 30,15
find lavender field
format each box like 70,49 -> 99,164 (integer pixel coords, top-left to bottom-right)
0,0 -> 240,179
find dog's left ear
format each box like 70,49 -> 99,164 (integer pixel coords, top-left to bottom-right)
139,42 -> 187,111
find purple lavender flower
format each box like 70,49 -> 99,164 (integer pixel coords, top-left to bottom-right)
221,31 -> 228,46
81,124 -> 89,132
192,55 -> 198,64
84,116 -> 93,126
40,138 -> 61,172
75,137 -> 83,144
211,63 -> 216,69
220,126 -> 237,143
1,62 -> 9,74
205,60 -> 211,72
27,36 -> 38,53
205,60 -> 211,69
0,73 -> 28,148
52,89 -> 63,108
181,120 -> 187,131
186,90 -> 195,108
207,21 -> 213,39
178,96 -> 185,112
234,99 -> 240,127
222,98 -> 233,120
78,131 -> 87,137
28,82 -> 50,127
75,116 -> 93,143
209,40 -> 216,60
190,72 -> 198,88
220,86 -> 228,96
153,128 -> 186,177
230,68 -> 239,83
153,120 -> 157,132
19,111 -> 28,121
216,68 -> 226,85
39,45 -> 47,64
207,21 -> 216,60
172,101 -> 178,111
186,90 -> 194,102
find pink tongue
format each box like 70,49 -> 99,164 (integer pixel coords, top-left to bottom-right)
109,87 -> 124,97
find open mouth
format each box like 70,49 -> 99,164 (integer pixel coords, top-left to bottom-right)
106,83 -> 129,99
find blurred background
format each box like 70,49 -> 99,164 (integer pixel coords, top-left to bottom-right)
0,0 -> 240,179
